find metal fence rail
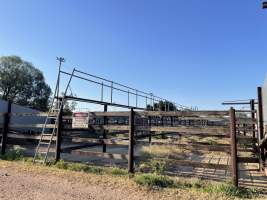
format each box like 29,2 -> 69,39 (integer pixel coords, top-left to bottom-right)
60,68 -> 190,111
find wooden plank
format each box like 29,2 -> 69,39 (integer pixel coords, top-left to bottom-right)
72,150 -> 128,160
72,137 -> 129,145
136,157 -> 230,170
9,124 -> 55,128
136,126 -> 229,135
136,110 -> 229,117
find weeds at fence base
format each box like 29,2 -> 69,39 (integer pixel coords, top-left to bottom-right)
0,149 -> 262,199
134,173 -> 174,188
0,148 -> 24,161
54,160 -> 127,176
133,173 -> 261,199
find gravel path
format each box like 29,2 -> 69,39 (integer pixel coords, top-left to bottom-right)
0,166 -> 154,200
2,160 -> 263,200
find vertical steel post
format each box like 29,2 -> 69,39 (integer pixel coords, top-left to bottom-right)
250,99 -> 255,138
55,57 -> 64,108
128,90 -> 130,106
258,87 -> 265,164
103,104 -> 108,152
101,82 -> 104,101
1,100 -> 11,155
148,116 -> 152,144
110,81 -> 113,103
55,98 -> 63,161
128,108 -> 135,174
135,90 -> 138,108
171,116 -> 174,127
230,107 -> 238,187
152,95 -> 155,111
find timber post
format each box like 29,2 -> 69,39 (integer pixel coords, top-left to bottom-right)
1,100 -> 11,155
103,104 -> 108,152
128,108 -> 135,174
230,107 -> 238,187
257,87 -> 265,167
55,98 -> 63,161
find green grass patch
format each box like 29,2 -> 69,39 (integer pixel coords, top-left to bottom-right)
106,167 -> 128,176
54,160 -> 104,174
214,183 -> 261,199
134,174 -> 261,199
0,149 -> 25,161
134,173 -> 174,188
0,151 -> 262,199
54,160 -> 127,176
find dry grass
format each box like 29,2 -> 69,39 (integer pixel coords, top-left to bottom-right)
0,160 -> 241,200
0,160 -> 265,200
182,135 -> 230,145
139,144 -> 190,159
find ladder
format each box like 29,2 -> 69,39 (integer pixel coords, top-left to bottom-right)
33,68 -> 76,164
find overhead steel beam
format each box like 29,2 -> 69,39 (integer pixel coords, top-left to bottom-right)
63,95 -> 145,110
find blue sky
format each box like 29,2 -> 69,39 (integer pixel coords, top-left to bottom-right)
0,0 -> 267,110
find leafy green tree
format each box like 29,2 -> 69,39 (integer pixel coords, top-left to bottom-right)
146,101 -> 177,111
59,92 -> 77,115
0,56 -> 51,111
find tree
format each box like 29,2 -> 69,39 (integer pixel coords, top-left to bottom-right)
60,92 -> 77,115
146,101 -> 177,111
0,56 -> 51,111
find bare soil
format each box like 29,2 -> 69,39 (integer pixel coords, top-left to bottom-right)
0,160 -> 232,200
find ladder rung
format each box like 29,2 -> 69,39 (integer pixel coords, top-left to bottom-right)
43,126 -> 56,129
37,151 -> 55,155
36,151 -> 47,155
39,142 -> 50,145
42,134 -> 53,136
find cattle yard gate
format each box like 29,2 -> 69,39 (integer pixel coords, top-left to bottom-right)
0,61 -> 265,188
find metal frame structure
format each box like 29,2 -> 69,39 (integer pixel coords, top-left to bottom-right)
56,58 -> 190,111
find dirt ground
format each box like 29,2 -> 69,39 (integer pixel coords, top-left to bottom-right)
0,160 -> 235,200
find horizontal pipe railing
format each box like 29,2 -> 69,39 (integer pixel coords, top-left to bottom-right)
60,69 -> 189,110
